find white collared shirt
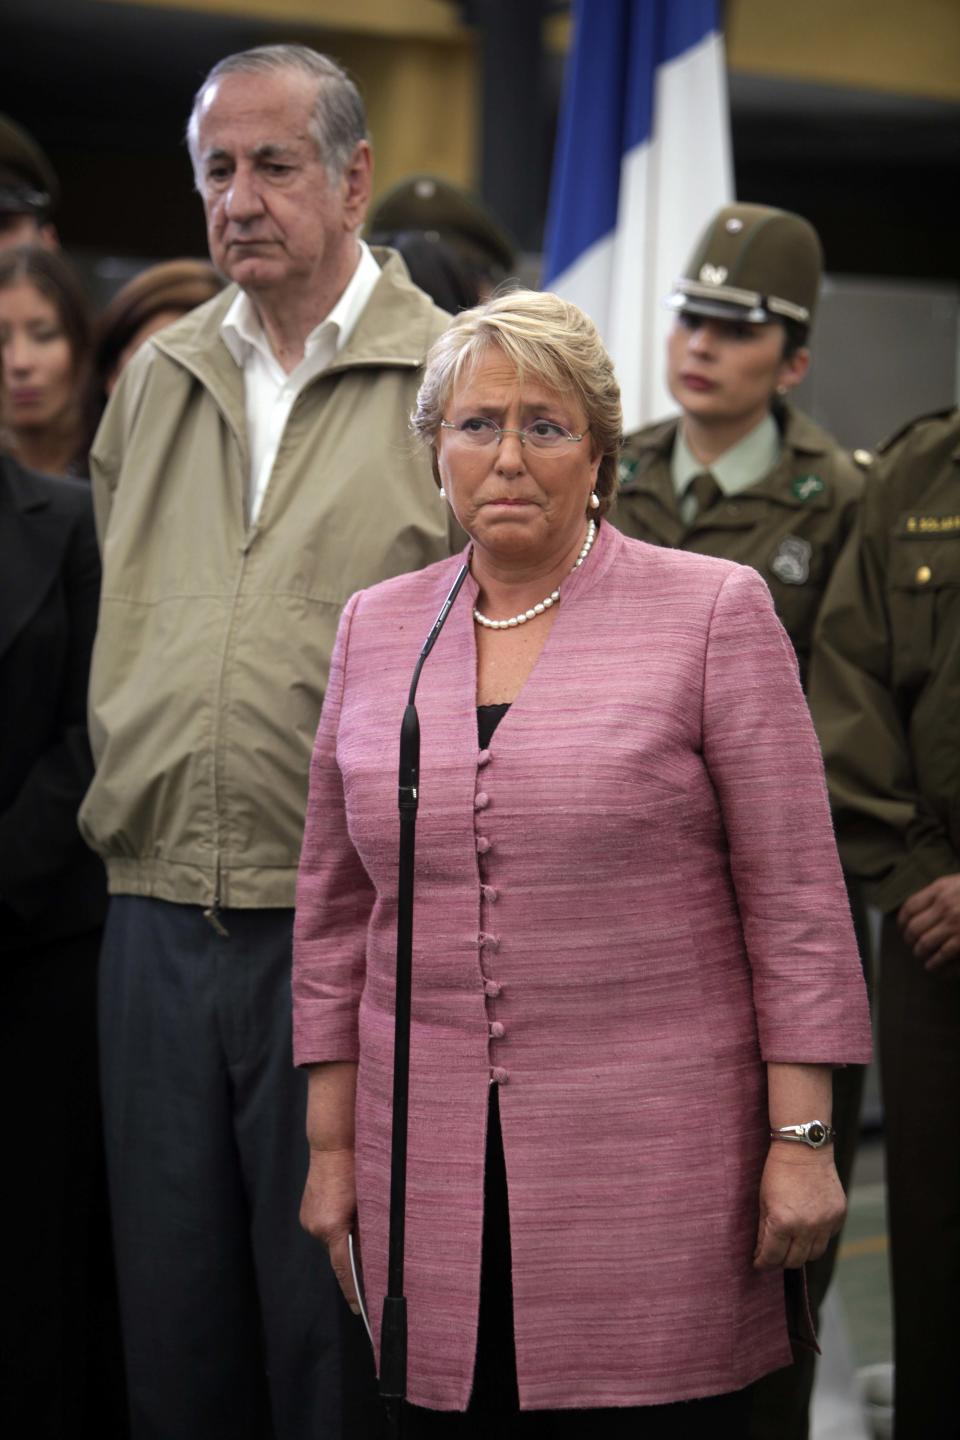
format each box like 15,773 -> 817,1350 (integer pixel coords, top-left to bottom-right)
671,414 -> 782,523
220,240 -> 381,524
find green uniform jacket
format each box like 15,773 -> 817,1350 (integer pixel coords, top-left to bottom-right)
809,408 -> 960,913
612,404 -> 866,685
80,249 -> 459,909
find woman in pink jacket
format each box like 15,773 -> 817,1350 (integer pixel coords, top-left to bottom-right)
293,290 -> 871,1437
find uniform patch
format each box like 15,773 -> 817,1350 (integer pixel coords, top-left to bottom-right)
770,536 -> 812,585
903,514 -> 960,536
791,474 -> 825,501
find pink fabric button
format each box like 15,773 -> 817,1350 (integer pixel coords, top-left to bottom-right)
483,979 -> 502,998
478,932 -> 500,950
477,749 -> 492,767
475,836 -> 491,855
474,792 -> 489,811
490,1067 -> 508,1085
481,885 -> 498,903
490,1021 -> 505,1039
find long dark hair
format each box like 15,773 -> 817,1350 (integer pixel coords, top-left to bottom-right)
0,245 -> 100,471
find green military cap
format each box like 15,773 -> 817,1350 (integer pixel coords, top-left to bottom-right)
666,203 -> 823,327
366,174 -> 516,280
0,114 -> 59,218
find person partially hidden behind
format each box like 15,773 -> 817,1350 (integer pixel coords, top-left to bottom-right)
810,406 -> 960,1440
294,288 -> 871,1437
610,203 -> 873,1440
0,453 -> 126,1435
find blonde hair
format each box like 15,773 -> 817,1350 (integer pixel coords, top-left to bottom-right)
412,288 -> 622,515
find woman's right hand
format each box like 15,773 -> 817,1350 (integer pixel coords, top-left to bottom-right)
300,1143 -> 361,1314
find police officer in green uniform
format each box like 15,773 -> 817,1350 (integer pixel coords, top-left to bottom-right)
611,203 -> 871,1439
613,202 -> 870,687
810,408 -> 960,1440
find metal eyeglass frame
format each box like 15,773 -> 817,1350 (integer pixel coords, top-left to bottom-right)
438,418 -> 588,450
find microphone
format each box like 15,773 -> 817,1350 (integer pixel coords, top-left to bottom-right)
381,561 -> 469,1433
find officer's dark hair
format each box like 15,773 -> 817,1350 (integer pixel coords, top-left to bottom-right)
781,319 -> 809,361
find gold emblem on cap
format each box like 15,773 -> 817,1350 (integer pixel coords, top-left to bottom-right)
699,263 -> 728,286
916,565 -> 932,585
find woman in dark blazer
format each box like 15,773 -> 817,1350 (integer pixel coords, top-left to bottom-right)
0,454 -> 125,1435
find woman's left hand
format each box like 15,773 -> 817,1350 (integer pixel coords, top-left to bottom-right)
753,1145 -> 847,1270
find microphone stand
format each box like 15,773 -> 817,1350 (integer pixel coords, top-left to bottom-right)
381,563 -> 469,1439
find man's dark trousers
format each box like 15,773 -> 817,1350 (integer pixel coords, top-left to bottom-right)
100,896 -> 382,1440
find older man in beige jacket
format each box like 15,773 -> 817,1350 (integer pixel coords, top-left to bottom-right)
81,44 -> 457,1440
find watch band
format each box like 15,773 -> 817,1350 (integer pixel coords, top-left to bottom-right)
770,1120 -> 835,1149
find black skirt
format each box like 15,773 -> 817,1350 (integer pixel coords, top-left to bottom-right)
404,1090 -> 749,1439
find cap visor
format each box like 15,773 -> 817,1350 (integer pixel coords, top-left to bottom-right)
665,290 -> 772,324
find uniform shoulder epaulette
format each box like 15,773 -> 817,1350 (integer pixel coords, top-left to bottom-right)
620,417 -> 675,455
876,406 -> 958,457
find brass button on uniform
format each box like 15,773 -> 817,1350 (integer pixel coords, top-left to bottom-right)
916,565 -> 932,585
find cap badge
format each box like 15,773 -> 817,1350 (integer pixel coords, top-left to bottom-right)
770,536 -> 812,586
791,474 -> 825,501
699,264 -> 728,286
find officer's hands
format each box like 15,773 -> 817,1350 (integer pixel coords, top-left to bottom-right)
898,874 -> 960,974
753,1145 -> 846,1271
300,1145 -> 362,1314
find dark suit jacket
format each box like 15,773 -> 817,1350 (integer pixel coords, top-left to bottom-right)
0,455 -> 106,952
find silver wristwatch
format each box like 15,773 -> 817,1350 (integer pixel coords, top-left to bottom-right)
770,1120 -> 835,1150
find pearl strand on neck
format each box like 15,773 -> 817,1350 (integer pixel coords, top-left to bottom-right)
473,520 -> 598,631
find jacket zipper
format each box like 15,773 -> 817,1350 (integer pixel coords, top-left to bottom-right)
203,468 -> 256,937
203,850 -> 230,936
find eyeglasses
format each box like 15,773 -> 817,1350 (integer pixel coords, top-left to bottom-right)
439,417 -> 588,453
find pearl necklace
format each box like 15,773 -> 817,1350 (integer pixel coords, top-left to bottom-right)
473,520 -> 597,631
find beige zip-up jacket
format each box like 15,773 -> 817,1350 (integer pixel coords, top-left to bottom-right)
80,250 -> 457,908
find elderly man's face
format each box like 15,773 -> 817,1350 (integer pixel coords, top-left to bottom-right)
193,68 -> 370,300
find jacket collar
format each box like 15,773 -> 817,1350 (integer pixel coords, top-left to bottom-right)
151,247 -> 444,396
0,455 -> 70,661
0,452 -> 50,516
775,401 -> 839,459
620,404 -> 837,519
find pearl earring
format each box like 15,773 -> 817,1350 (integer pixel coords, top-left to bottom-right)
589,490 -> 600,511
776,384 -> 788,396
439,486 -> 446,499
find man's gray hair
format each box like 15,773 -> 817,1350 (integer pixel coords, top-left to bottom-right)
186,44 -> 368,182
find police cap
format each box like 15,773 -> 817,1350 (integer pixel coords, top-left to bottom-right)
667,203 -> 823,328
366,174 -> 515,280
0,115 -> 59,218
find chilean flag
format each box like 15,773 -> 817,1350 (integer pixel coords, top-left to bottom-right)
543,1 -> 733,432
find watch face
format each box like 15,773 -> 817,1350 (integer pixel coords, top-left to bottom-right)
807,1122 -> 826,1146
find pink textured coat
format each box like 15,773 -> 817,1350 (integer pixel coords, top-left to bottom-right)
293,523 -> 871,1411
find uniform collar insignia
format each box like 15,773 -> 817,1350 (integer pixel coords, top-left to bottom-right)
791,474 -> 825,501
618,456 -> 640,487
